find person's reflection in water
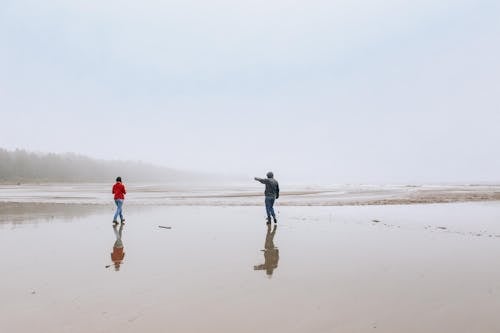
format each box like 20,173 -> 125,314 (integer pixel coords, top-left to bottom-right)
111,224 -> 125,271
254,224 -> 279,278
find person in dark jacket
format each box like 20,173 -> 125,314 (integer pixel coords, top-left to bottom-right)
254,171 -> 280,224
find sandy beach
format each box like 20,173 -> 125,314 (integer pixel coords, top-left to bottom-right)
1,185 -> 500,332
1,183 -> 500,206
4,0 -> 499,330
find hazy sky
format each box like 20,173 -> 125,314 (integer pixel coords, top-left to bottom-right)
1,0 -> 499,184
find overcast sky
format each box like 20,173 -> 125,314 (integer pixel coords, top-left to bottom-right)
1,0 -> 499,184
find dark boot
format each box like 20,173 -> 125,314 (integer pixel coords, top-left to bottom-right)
266,217 -> 271,225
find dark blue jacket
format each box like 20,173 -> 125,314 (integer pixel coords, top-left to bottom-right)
255,177 -> 280,198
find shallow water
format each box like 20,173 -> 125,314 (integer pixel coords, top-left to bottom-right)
2,203 -> 500,332
1,183 -> 499,206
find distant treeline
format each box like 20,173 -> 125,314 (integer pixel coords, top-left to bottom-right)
0,148 -> 197,183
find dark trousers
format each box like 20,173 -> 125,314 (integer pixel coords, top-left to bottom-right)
265,196 -> 276,218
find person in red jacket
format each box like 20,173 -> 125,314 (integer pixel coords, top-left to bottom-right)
112,176 -> 126,224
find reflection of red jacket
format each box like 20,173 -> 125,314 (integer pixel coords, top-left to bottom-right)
112,182 -> 126,200
111,247 -> 125,261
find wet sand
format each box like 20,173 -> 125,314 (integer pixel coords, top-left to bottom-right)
2,202 -> 500,332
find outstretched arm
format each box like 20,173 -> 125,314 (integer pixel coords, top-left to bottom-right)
254,177 -> 270,184
254,177 -> 264,183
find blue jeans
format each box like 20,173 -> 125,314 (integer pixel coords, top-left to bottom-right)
265,196 -> 276,219
113,199 -> 124,221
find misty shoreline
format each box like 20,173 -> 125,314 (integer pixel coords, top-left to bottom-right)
1,184 -> 499,209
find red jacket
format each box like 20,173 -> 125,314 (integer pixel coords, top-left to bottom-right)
112,182 -> 126,200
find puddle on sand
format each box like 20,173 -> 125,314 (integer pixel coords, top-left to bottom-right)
1,204 -> 500,333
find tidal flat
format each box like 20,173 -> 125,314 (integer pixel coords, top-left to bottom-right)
1,185 -> 500,332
